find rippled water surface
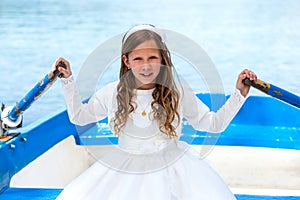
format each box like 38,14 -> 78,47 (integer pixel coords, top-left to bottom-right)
0,0 -> 299,125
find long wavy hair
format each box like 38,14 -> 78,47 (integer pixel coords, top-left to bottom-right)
112,29 -> 180,138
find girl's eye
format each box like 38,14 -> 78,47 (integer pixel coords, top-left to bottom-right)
133,57 -> 142,61
149,56 -> 158,59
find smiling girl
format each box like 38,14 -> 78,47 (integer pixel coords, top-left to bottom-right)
54,24 -> 256,200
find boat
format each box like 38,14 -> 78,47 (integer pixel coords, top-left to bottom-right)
0,70 -> 300,200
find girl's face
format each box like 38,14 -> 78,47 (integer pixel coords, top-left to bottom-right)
122,40 -> 162,90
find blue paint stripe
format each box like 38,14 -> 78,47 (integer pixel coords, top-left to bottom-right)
0,188 -> 299,200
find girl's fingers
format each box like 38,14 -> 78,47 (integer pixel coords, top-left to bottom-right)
52,57 -> 72,78
241,69 -> 257,81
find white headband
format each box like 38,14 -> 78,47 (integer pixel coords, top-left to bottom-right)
122,24 -> 166,44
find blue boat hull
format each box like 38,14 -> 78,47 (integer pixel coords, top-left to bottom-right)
0,94 -> 299,199
1,188 -> 300,200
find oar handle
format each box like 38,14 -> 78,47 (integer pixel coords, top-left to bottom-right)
7,61 -> 67,122
243,78 -> 300,109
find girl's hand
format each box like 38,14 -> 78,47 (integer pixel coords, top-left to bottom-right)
236,69 -> 257,97
52,57 -> 72,78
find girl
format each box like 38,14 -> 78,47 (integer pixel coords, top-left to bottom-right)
55,24 -> 256,200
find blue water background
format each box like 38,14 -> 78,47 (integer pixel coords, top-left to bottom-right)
0,0 -> 299,125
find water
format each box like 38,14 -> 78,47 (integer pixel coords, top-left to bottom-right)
0,0 -> 299,125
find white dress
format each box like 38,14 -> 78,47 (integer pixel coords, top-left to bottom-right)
57,76 -> 246,200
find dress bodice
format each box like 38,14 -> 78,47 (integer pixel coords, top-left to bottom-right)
117,88 -> 176,154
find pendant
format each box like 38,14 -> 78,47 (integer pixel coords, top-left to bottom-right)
141,111 -> 147,117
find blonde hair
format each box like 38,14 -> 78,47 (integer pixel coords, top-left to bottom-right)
113,28 -> 180,137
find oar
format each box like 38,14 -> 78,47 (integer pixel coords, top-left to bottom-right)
243,78 -> 300,109
0,61 -> 66,132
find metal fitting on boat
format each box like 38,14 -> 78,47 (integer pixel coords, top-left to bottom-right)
0,105 -> 23,136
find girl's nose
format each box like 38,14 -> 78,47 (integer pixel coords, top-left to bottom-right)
141,61 -> 152,70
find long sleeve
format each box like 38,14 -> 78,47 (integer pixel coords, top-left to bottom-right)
181,87 -> 246,133
61,76 -> 117,126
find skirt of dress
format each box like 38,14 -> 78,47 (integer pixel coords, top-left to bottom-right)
56,141 -> 236,200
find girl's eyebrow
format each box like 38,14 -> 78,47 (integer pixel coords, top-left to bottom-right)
149,55 -> 159,58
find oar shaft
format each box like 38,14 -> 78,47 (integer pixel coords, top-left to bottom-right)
243,78 -> 300,109
7,62 -> 66,122
7,72 -> 57,121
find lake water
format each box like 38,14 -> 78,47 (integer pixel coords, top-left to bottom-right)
0,0 -> 299,125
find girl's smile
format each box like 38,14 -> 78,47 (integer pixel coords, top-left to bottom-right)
140,72 -> 154,79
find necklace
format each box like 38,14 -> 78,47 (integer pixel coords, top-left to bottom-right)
134,96 -> 152,117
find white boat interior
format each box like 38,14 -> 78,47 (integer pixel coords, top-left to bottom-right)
10,136 -> 300,197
